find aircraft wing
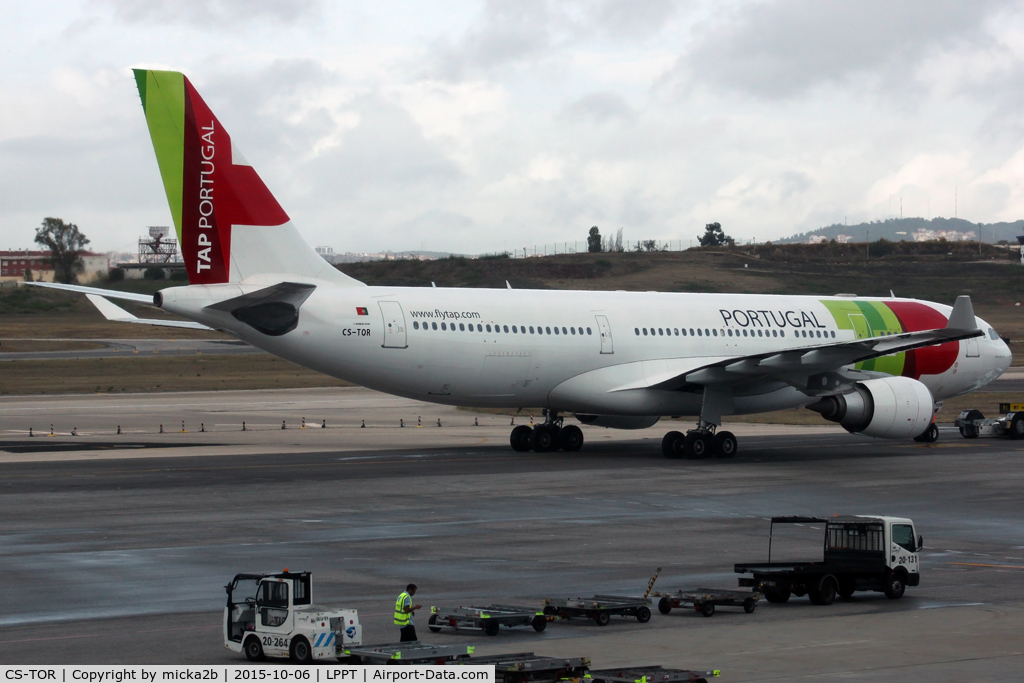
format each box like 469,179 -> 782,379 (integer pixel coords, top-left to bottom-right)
646,295 -> 984,393
84,294 -> 212,330
25,281 -> 154,303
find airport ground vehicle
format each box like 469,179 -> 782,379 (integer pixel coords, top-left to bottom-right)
429,604 -> 549,635
542,595 -> 653,625
954,408 -> 1024,439
735,516 -> 922,605
224,571 -> 361,663
654,588 -> 759,617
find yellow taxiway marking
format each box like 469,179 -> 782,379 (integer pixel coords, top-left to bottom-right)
950,562 -> 1024,570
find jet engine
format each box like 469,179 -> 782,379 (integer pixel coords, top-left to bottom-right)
806,376 -> 934,439
575,415 -> 661,430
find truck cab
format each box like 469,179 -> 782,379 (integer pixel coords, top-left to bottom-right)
735,515 -> 923,605
224,571 -> 361,664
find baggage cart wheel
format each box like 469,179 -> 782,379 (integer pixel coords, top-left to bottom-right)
510,425 -> 533,452
658,597 -> 672,614
484,620 -> 500,636
636,606 -> 652,623
743,598 -> 757,614
290,636 -> 313,664
662,431 -> 683,459
532,615 -> 547,632
1011,414 -> 1024,440
594,611 -> 611,626
428,613 -> 441,633
698,602 -> 715,617
763,588 -> 790,603
244,636 -> 265,662
543,605 -> 558,616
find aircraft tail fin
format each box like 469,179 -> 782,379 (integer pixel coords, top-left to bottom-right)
132,69 -> 363,287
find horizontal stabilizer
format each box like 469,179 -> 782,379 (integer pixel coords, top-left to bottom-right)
85,294 -> 212,330
25,281 -> 154,303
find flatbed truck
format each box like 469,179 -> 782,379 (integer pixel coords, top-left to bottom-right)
734,516 -> 922,605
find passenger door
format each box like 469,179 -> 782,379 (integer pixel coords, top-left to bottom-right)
966,337 -> 980,358
379,301 -> 408,349
595,315 -> 613,354
848,314 -> 871,339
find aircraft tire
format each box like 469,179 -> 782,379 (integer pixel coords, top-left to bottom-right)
661,431 -> 684,459
682,432 -> 711,459
530,425 -> 560,452
712,431 -> 737,458
510,425 -> 533,452
560,425 -> 584,451
913,423 -> 939,443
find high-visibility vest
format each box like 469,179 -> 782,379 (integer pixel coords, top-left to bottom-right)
394,592 -> 411,626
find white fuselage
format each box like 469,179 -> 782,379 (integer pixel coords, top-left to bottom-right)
161,282 -> 1011,418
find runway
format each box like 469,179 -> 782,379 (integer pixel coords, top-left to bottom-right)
0,338 -> 260,361
2,387 -> 1024,681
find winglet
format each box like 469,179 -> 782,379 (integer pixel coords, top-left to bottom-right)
946,295 -> 978,330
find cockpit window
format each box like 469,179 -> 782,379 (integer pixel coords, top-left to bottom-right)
989,328 -> 999,340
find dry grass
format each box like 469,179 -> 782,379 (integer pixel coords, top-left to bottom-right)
0,355 -> 350,395
0,339 -> 106,353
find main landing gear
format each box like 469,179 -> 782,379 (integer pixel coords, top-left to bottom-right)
510,411 -> 584,453
661,421 -> 737,460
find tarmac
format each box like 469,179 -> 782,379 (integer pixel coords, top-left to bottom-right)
1,386 -> 1024,681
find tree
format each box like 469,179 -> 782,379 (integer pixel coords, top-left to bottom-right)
34,217 -> 90,284
614,228 -> 623,253
698,222 -> 734,247
587,226 -> 603,253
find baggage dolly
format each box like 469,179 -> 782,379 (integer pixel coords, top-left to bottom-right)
450,652 -> 590,683
542,595 -> 652,626
429,605 -> 549,636
582,666 -> 720,683
341,642 -> 473,664
653,588 -> 760,617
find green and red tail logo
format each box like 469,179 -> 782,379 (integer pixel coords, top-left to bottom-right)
133,69 -> 289,284
820,299 -> 959,378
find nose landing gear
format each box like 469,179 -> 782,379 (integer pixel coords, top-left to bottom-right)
661,421 -> 737,460
509,411 -> 584,452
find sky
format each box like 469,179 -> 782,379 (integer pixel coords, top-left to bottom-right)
5,0 -> 1024,254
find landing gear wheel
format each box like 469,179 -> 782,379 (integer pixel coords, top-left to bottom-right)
560,425 -> 584,451
763,589 -> 791,603
712,431 -> 737,458
662,431 -> 684,459
1011,414 -> 1024,440
743,598 -> 757,614
484,620 -> 500,636
698,602 -> 715,617
682,432 -> 711,459
884,573 -> 906,600
532,615 -> 547,632
530,425 -> 560,452
635,606 -> 652,623
428,613 -> 441,633
594,611 -> 610,626
244,636 -> 265,662
658,597 -> 672,614
510,425 -> 533,452
809,577 -> 837,606
914,423 -> 939,443
290,636 -> 313,664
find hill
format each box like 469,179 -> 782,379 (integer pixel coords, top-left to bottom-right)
778,217 -> 1024,245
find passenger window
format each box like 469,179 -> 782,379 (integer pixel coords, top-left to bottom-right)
486,324 -> 491,332
771,330 -> 777,337
682,328 -> 687,336
545,326 -> 551,334
689,328 -> 694,336
478,324 -> 483,332
780,330 -> 785,337
817,330 -> 822,338
441,323 -> 447,330
562,327 -> 567,335
432,322 -> 437,330
674,329 -> 679,336
413,321 -> 419,329
831,331 -> 835,338
712,329 -> 717,337
504,325 -> 509,333
704,329 -> 710,336
742,329 -> 747,337
643,328 -> 648,336
554,327 -> 560,335
635,328 -> 640,336
571,327 -> 576,335
587,327 -> 592,335
459,323 -> 465,331
891,524 -> 916,552
757,329 -> 762,337
529,326 -> 535,333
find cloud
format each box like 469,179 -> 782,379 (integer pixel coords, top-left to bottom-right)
96,0 -> 321,27
674,0 -> 1001,100
559,91 -> 636,124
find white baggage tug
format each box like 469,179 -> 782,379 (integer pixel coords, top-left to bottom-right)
224,571 -> 362,663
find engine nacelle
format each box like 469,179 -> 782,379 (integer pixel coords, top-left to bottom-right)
575,415 -> 660,430
807,376 -> 934,439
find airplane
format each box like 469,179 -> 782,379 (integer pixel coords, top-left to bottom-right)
31,69 -> 1012,458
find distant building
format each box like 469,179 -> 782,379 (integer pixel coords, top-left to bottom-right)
836,235 -> 852,243
912,229 -> 976,242
806,235 -> 828,244
0,250 -> 108,283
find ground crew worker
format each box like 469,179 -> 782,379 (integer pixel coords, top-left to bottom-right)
394,584 -> 422,642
